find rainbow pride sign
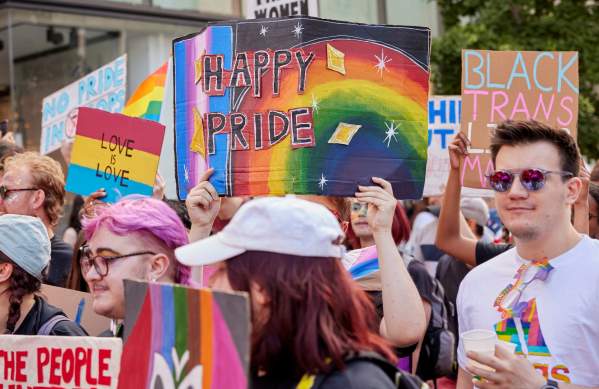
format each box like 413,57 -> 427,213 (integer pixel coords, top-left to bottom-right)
173,17 -> 430,199
66,107 -> 165,202
119,281 -> 249,389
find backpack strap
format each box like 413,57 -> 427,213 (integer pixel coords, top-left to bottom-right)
37,314 -> 70,336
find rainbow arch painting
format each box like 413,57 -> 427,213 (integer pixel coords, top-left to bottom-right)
173,17 -> 430,199
119,281 -> 250,389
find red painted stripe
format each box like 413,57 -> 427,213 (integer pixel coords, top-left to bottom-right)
76,107 -> 165,155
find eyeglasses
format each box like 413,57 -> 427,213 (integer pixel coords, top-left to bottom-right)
486,168 -> 573,193
0,185 -> 39,200
79,245 -> 156,278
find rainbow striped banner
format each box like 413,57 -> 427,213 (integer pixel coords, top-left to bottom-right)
123,61 -> 168,121
65,107 -> 165,203
173,18 -> 430,199
119,281 -> 249,389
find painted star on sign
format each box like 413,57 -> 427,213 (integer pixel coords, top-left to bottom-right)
292,21 -> 304,38
374,48 -> 392,77
383,121 -> 399,147
318,173 -> 328,190
259,25 -> 269,37
311,93 -> 319,114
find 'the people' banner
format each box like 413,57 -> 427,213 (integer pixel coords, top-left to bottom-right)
0,335 -> 122,388
173,17 -> 430,199
460,50 -> 578,189
40,55 -> 127,155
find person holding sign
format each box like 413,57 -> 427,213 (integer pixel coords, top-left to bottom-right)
0,214 -> 87,336
80,196 -> 192,336
456,121 -> 599,388
176,194 -> 428,388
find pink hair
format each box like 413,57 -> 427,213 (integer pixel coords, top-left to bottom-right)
82,196 -> 191,285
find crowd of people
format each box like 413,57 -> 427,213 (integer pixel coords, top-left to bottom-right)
0,119 -> 598,389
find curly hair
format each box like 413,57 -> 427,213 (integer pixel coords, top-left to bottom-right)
0,250 -> 42,333
3,152 -> 65,226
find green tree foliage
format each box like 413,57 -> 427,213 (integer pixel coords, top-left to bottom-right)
431,0 -> 599,158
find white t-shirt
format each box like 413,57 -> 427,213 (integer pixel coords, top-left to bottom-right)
457,235 -> 599,386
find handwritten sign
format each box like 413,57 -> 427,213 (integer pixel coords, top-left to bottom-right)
119,281 -> 250,389
65,107 -> 165,203
173,18 -> 430,199
245,0 -> 318,18
40,55 -> 127,155
0,335 -> 122,388
460,50 -> 579,189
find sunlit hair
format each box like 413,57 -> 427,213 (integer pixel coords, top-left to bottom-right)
82,196 -> 191,285
346,201 -> 411,250
3,152 -> 65,226
225,251 -> 397,378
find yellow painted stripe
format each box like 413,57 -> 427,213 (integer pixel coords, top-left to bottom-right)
122,86 -> 165,116
71,135 -> 159,186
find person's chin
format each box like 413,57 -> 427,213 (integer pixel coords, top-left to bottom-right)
91,295 -> 116,318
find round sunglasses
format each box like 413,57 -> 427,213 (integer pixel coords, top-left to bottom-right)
487,168 -> 573,193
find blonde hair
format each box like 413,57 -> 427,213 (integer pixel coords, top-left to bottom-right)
3,152 -> 65,226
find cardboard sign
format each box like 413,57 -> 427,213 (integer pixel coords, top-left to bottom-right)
460,50 -> 579,189
119,281 -> 250,389
424,96 -> 493,197
245,0 -> 319,19
65,107 -> 166,203
40,55 -> 127,155
41,284 -> 112,336
173,17 -> 431,199
0,335 -> 122,388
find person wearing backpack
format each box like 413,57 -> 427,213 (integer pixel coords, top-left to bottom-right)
176,183 -> 429,389
0,214 -> 87,336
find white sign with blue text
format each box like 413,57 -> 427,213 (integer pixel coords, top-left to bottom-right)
424,96 -> 492,197
40,54 -> 127,155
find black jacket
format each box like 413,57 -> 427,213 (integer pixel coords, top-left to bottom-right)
13,295 -> 88,336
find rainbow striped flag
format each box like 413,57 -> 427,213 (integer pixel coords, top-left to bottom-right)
122,61 -> 168,121
119,281 -> 249,389
65,107 -> 165,203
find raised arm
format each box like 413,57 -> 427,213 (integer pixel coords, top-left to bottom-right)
356,177 -> 426,347
435,132 -> 479,267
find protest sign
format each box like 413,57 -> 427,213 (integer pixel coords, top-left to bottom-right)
173,17 -> 430,199
0,335 -> 122,388
424,96 -> 493,197
245,0 -> 319,19
460,50 -> 579,189
41,284 -> 111,336
119,281 -> 250,389
65,107 -> 165,203
40,55 -> 127,155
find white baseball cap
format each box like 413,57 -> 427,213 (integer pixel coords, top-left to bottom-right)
175,196 -> 346,266
460,197 -> 490,227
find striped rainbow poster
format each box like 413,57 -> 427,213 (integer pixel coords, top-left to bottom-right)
119,280 -> 249,389
65,107 -> 165,202
173,17 -> 430,199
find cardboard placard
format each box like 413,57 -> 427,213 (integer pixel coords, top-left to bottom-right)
40,55 -> 127,155
41,284 -> 112,336
460,50 -> 579,189
65,107 -> 166,203
0,335 -> 122,388
424,96 -> 493,197
173,17 -> 431,199
119,281 -> 250,389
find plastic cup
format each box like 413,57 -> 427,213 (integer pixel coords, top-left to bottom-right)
497,340 -> 517,354
461,329 -> 497,371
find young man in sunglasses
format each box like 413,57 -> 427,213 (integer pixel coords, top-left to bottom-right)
455,121 -> 599,389
0,152 -> 73,288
